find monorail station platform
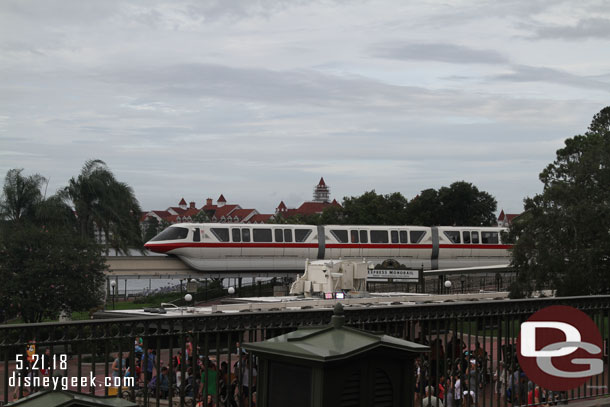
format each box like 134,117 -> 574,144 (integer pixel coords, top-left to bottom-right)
94,291 -> 511,318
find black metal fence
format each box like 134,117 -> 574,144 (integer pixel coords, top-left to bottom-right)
1,295 -> 609,407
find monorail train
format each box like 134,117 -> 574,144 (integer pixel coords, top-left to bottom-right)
144,223 -> 511,272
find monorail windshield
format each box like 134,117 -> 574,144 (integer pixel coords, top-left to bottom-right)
151,227 -> 189,241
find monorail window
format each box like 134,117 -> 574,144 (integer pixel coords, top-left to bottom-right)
481,231 -> 499,244
391,230 -> 399,244
295,229 -> 312,243
211,228 -> 230,242
284,229 -> 292,243
371,230 -> 389,243
232,228 -> 241,242
399,231 -> 408,243
410,230 -> 425,244
330,230 -> 348,243
350,230 -> 359,243
253,229 -> 272,242
359,230 -> 368,243
463,231 -> 471,244
275,229 -> 283,243
242,228 -> 251,242
472,231 -> 479,244
193,228 -> 200,242
151,227 -> 189,241
444,231 -> 461,244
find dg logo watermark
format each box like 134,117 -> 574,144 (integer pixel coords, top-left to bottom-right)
517,305 -> 603,391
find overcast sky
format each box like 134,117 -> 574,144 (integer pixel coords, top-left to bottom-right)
1,0 -> 609,215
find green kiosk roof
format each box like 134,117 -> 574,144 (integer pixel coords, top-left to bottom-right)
7,390 -> 138,407
244,303 -> 428,362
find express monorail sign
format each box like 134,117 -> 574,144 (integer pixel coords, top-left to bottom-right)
367,269 -> 420,282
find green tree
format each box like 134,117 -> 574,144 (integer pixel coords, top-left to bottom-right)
342,190 -> 409,225
438,181 -> 497,226
406,182 -> 496,226
0,169 -> 106,322
142,216 -> 160,242
319,205 -> 345,224
405,189 -> 442,226
61,159 -> 143,254
0,169 -> 46,223
509,107 -> 610,297
192,210 -> 210,223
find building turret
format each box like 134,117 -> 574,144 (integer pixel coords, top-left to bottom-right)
313,177 -> 330,203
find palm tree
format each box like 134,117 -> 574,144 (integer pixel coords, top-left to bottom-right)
0,169 -> 47,223
61,159 -> 143,254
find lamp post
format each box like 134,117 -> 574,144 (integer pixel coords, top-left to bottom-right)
110,280 -> 116,310
460,275 -> 465,294
182,294 -> 192,316
444,279 -> 452,294
367,262 -> 374,292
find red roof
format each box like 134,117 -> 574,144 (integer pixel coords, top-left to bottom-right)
179,198 -> 187,206
498,209 -> 520,225
217,194 -> 226,203
213,204 -> 239,219
181,207 -> 200,217
318,177 -> 326,187
230,208 -> 257,220
166,214 -> 180,223
277,201 -> 287,210
248,214 -> 274,223
152,210 -> 171,218
201,204 -> 217,211
168,206 -> 187,215
295,201 -> 332,215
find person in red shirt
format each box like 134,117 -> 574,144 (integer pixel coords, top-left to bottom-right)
528,383 -> 540,406
438,375 -> 446,401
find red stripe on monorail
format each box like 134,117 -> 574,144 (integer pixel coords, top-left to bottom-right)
439,244 -> 513,249
326,244 -> 512,249
145,242 -> 318,253
326,244 -> 433,249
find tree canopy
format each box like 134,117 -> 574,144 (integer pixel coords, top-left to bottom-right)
272,183 -> 496,226
0,169 -> 106,322
407,182 -> 497,226
61,159 -> 143,254
509,107 -> 610,297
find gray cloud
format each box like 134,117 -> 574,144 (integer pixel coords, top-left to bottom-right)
492,65 -> 610,92
370,42 -> 509,65
532,18 -> 610,40
1,0 -> 608,216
